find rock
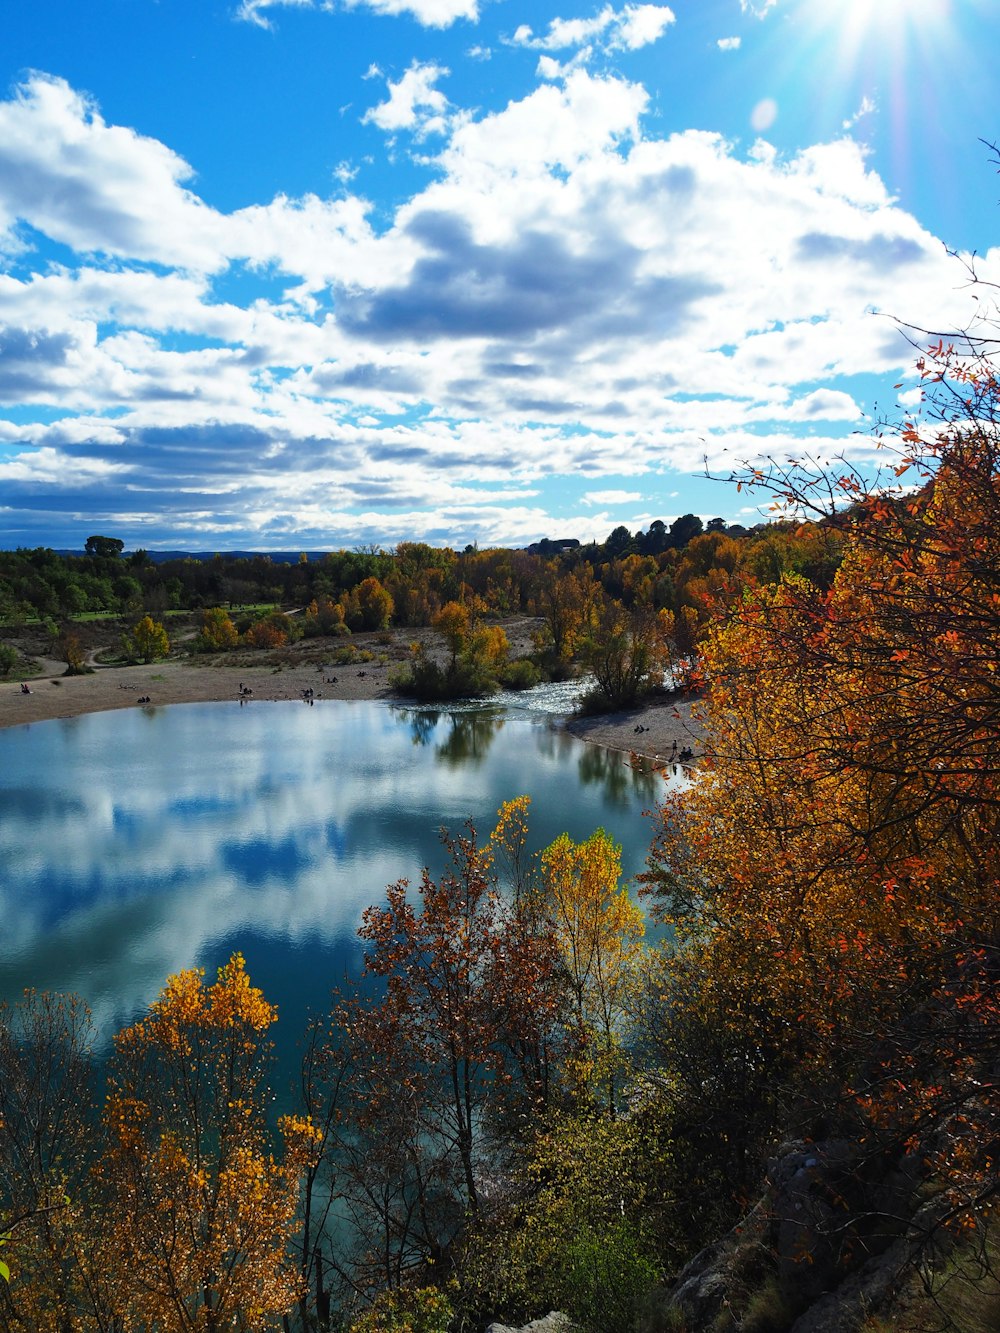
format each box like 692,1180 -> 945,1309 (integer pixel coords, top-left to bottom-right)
662,1233 -> 741,1327
484,1315 -> 575,1333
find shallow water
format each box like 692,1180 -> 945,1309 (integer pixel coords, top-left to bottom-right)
0,698 -> 674,1055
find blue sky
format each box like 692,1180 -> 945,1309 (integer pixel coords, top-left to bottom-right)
1,0 -> 998,551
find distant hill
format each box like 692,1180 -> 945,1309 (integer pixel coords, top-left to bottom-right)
52,550 -> 332,565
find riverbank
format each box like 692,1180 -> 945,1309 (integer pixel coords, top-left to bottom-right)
0,624 -> 705,763
1,659 -> 704,762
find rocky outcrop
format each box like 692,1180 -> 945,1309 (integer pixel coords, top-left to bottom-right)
661,1136 -> 931,1330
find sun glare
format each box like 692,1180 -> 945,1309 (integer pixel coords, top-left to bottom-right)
794,0 -> 959,118
804,0 -> 952,49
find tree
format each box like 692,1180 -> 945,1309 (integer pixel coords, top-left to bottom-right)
0,991 -> 97,1329
604,526 -> 634,558
640,307 -> 1000,1257
128,613 -> 170,663
533,569 -> 594,669
57,627 -> 87,675
243,610 -> 296,649
97,955 -> 316,1332
540,829 -> 645,1111
195,606 -> 239,652
577,596 -> 674,710
84,535 -> 124,560
432,600 -> 470,670
464,1106 -> 668,1333
326,808 -> 561,1296
668,513 -> 703,548
342,576 -> 394,631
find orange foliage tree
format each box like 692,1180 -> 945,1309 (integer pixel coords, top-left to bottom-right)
196,606 -> 239,651
643,324 -> 1000,1239
96,954 -> 317,1331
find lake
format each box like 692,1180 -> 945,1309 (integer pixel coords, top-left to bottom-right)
0,696 -> 673,1065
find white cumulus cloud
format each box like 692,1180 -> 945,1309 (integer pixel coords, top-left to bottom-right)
0,74 -> 227,272
0,67 -> 988,550
237,0 -> 479,29
510,3 -> 674,55
362,61 -> 453,137
582,489 -> 643,505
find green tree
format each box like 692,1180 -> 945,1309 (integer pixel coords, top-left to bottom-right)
578,597 -> 673,710
84,535 -> 124,560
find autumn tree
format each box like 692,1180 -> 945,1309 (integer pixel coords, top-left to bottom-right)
97,955 -> 317,1331
342,576 -> 394,631
243,610 -> 295,649
56,627 -> 87,676
195,606 -> 239,652
641,309 -> 1000,1259
432,600 -> 470,670
302,596 -> 348,638
126,613 -> 170,664
324,806 -> 561,1300
540,830 -> 645,1112
532,568 -> 594,672
0,991 -> 97,1331
395,600 -> 514,700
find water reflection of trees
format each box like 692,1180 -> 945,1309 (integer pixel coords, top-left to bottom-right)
403,708 -> 439,748
399,709 -> 505,766
436,713 -> 505,768
577,746 -> 659,806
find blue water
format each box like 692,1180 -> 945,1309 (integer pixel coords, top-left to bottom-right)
0,698 -> 673,1064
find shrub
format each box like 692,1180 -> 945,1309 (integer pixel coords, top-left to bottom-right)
349,1284 -> 454,1333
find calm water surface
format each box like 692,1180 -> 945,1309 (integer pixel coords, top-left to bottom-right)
1,697 -> 672,1058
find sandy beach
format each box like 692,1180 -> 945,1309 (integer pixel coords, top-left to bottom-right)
0,641 -> 705,763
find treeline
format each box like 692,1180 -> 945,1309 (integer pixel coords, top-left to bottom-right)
0,511 -> 848,663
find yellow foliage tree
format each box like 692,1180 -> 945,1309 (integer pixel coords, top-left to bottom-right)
129,614 -> 170,663
196,606 -> 239,652
541,829 -> 644,1110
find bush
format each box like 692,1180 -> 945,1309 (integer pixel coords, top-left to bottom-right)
392,652 -> 497,702
557,1222 -> 659,1333
499,657 -> 542,690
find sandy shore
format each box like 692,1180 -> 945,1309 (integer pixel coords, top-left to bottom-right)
563,694 -> 705,764
0,653 -> 705,763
